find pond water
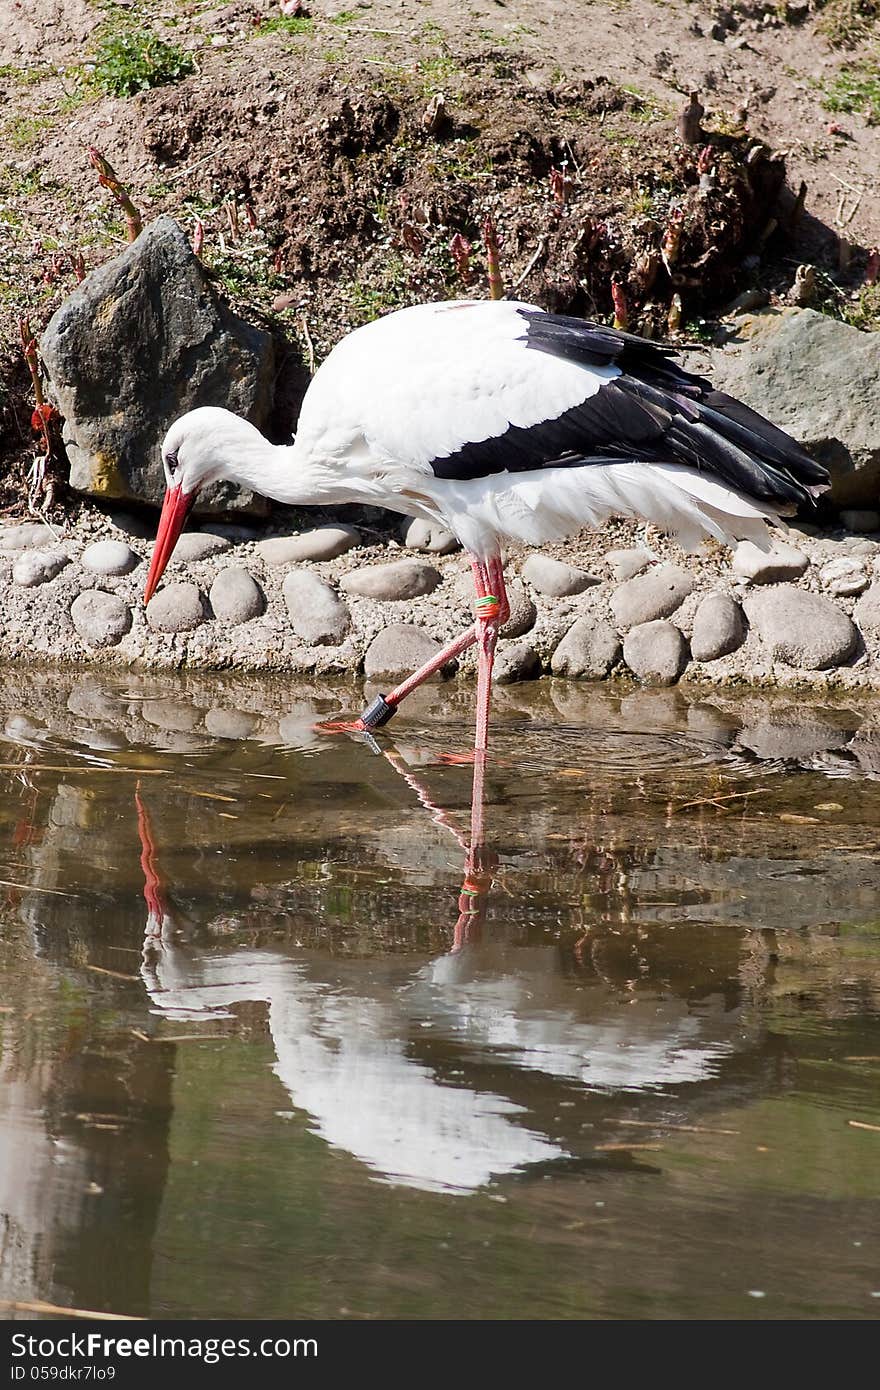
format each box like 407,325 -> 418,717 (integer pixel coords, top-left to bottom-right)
0,667 -> 878,1321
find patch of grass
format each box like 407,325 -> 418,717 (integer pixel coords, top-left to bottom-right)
92,27 -> 196,97
418,53 -> 464,96
0,63 -> 54,86
345,254 -> 411,325
817,0 -> 879,47
842,283 -> 880,331
253,15 -> 315,39
823,59 -> 880,123
0,166 -> 43,198
329,9 -> 358,23
3,114 -> 53,149
622,84 -> 670,121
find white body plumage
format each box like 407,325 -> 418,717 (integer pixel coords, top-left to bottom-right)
160,299 -> 818,560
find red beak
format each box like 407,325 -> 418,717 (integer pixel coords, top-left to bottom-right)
144,484 -> 196,603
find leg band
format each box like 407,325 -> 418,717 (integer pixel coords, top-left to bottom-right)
359,694 -> 397,730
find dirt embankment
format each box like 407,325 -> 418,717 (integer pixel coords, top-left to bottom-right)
1,0 -> 878,512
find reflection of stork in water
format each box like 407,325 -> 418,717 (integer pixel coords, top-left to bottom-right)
133,752 -> 749,1197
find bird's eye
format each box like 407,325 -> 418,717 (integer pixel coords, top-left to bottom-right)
164,449 -> 179,476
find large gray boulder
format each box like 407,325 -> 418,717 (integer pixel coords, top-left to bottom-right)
706,308 -> 880,509
40,216 -> 274,513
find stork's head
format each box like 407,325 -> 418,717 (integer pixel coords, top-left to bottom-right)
144,407 -> 267,602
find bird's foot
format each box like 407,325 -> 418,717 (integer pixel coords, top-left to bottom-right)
434,750 -> 476,766
314,718 -> 369,735
314,695 -> 397,739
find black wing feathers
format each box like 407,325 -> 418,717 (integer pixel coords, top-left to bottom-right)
429,308 -> 829,509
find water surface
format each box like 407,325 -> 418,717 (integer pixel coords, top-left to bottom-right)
0,668 -> 878,1320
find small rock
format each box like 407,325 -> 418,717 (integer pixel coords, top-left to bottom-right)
256,526 -> 361,564
854,582 -> 880,634
732,539 -> 809,583
840,508 -> 880,533
610,563 -> 694,628
70,590 -> 132,647
81,539 -> 140,575
363,624 -> 455,680
0,523 -> 53,550
500,580 -> 536,638
551,615 -> 621,678
12,550 -> 69,586
819,557 -> 869,598
209,568 -> 265,624
495,642 -> 541,684
623,620 -> 689,685
605,546 -> 654,582
521,554 -> 598,597
146,582 -> 207,633
205,708 -> 257,739
341,560 -> 441,600
401,518 -> 460,554
745,585 -> 858,669
690,592 -> 745,661
282,571 -> 350,645
172,532 -> 231,562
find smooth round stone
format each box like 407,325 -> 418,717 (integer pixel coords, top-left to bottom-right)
205,708 -> 257,739
521,554 -> 598,597
282,571 -> 350,645
0,522 -> 53,550
363,624 -> 455,680
744,586 -> 858,669
690,593 -> 745,662
172,532 -> 231,562
495,642 -> 541,684
256,527 -> 361,564
819,557 -> 869,598
401,518 -> 461,555
623,620 -> 689,685
12,550 -> 69,586
81,539 -> 140,575
732,540 -> 809,583
146,582 -> 206,633
70,590 -> 132,647
605,547 -> 653,582
209,568 -> 265,624
341,560 -> 441,600
551,615 -> 621,678
610,564 -> 694,628
500,580 -> 536,638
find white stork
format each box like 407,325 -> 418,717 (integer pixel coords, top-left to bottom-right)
144,299 -> 828,750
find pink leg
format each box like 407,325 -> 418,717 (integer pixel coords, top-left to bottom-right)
330,554 -> 508,734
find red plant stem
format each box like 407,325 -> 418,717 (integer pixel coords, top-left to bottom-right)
482,215 -> 504,300
611,280 -> 629,331
449,232 -> 472,285
19,317 -> 52,457
88,147 -> 143,243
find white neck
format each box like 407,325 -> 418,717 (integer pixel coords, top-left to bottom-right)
221,436 -> 365,508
